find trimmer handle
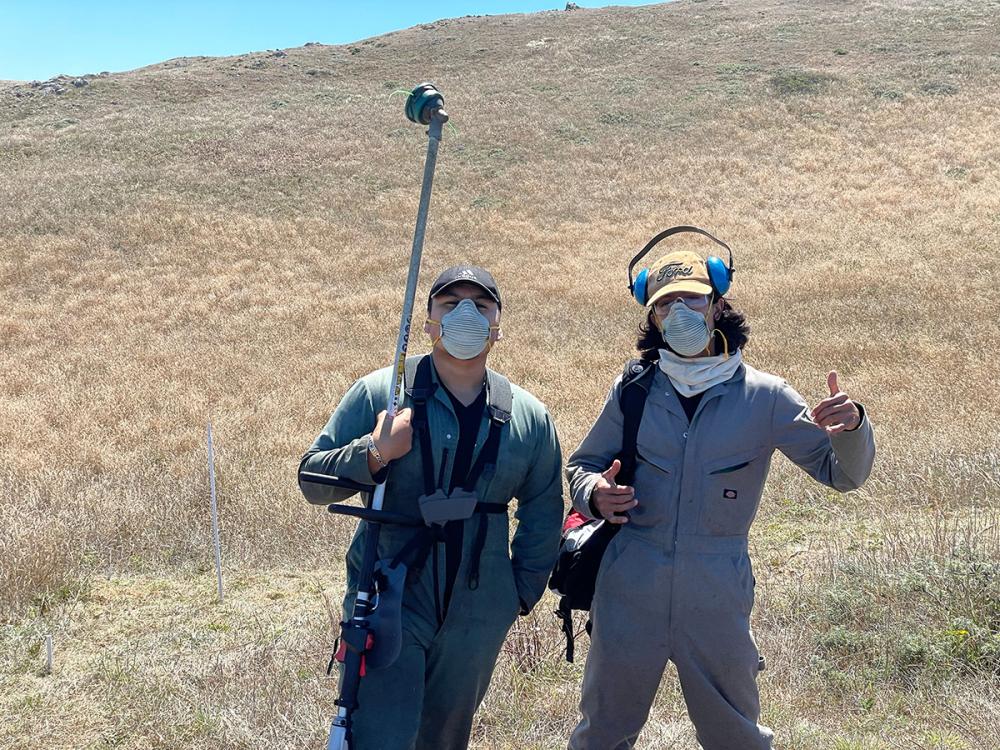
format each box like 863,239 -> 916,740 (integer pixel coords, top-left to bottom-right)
298,471 -> 423,527
327,504 -> 422,527
299,470 -> 374,495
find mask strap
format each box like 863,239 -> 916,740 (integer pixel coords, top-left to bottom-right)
483,324 -> 501,353
426,318 -> 442,348
710,327 -> 730,360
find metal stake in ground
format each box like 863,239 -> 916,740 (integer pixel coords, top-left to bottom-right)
207,422 -> 224,603
325,82 -> 448,750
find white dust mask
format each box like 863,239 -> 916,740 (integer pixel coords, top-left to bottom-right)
430,299 -> 493,360
659,301 -> 712,357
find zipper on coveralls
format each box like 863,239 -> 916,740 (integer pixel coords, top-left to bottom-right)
668,392 -> 716,634
673,390 -> 722,547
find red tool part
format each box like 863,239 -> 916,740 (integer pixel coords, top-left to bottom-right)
335,634 -> 376,677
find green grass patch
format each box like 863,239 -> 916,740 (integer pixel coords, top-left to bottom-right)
804,551 -> 1000,686
31,578 -> 92,617
769,69 -> 836,96
872,85 -> 905,101
716,62 -> 763,77
921,81 -> 960,96
598,111 -> 634,126
470,195 -> 505,210
554,123 -> 590,144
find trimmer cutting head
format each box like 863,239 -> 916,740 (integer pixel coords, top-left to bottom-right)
406,83 -> 447,125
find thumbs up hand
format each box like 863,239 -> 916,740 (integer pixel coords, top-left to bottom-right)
809,371 -> 862,434
591,458 -> 638,524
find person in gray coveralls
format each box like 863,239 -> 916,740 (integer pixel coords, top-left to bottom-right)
566,246 -> 876,750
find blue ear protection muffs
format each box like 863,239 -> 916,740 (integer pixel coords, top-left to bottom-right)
627,225 -> 735,305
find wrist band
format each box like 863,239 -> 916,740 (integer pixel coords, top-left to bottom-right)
367,434 -> 387,468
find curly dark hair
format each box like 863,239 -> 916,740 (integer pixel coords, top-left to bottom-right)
637,296 -> 751,362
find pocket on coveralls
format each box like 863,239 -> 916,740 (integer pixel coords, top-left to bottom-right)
728,554 -> 756,617
698,448 -> 765,535
630,452 -> 677,526
478,511 -> 521,623
592,531 -> 632,596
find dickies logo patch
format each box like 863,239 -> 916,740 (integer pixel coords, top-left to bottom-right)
723,489 -> 738,500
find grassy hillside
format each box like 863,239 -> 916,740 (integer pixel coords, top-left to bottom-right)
2,0 -> 998,748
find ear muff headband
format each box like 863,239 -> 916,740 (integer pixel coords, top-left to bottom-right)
628,225 -> 735,303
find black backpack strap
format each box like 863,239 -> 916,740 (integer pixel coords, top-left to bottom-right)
464,368 -> 513,590
616,358 -> 657,487
461,368 -> 513,492
555,597 -> 576,662
404,355 -> 438,497
547,362 -> 653,661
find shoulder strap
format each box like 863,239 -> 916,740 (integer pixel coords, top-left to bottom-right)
461,369 -> 513,492
484,368 -> 513,425
405,355 -> 437,496
616,358 -> 656,487
463,370 -> 514,591
621,357 -> 657,388
404,354 -> 434,399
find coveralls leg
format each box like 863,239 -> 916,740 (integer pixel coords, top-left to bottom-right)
670,547 -> 773,750
346,627 -> 427,750
673,630 -> 773,749
569,536 -> 674,750
568,537 -> 774,750
347,542 -> 520,750
415,557 -> 517,750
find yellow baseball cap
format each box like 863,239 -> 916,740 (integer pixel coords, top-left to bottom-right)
643,250 -> 714,306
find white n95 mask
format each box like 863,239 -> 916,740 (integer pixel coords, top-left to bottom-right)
660,301 -> 712,357
428,299 -> 495,360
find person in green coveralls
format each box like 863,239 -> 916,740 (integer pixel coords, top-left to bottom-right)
300,265 -> 563,750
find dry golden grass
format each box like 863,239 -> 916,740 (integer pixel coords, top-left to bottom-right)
2,0 -> 999,747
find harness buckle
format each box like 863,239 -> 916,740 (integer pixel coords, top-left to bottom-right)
417,488 -> 479,526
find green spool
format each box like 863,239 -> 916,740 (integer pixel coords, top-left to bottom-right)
405,83 -> 444,125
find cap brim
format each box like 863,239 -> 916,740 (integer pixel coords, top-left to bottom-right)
647,280 -> 713,305
431,279 -> 501,305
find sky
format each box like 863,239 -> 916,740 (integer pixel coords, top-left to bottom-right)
0,0 -> 662,82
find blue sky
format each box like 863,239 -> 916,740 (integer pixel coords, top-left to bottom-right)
0,1 -> 662,82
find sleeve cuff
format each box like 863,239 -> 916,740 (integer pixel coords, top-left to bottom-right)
846,402 -> 867,432
588,494 -> 602,520
370,465 -> 389,484
571,473 -> 602,518
342,436 -> 383,486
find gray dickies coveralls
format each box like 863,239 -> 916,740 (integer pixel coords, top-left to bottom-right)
300,355 -> 563,750
567,362 -> 875,750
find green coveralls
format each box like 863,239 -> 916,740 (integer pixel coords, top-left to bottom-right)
300,354 -> 563,750
566,362 -> 876,750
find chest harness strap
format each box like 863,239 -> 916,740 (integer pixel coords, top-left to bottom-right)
389,355 -> 513,622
